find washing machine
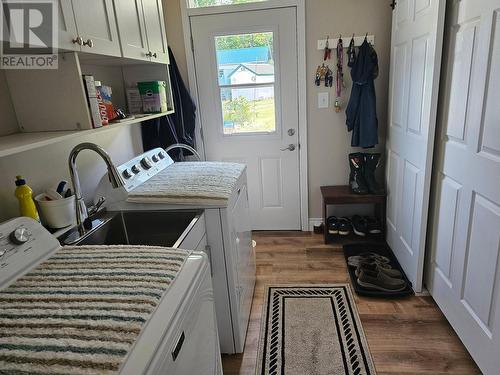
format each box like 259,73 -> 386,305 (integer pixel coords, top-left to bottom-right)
0,217 -> 222,375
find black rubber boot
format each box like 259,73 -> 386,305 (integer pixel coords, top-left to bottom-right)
363,153 -> 384,194
349,153 -> 369,194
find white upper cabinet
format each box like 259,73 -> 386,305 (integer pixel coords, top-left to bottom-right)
142,0 -> 169,64
114,0 -> 149,61
57,1 -> 80,51
70,0 -> 121,56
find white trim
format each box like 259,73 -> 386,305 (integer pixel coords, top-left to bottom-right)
308,218 -> 324,232
180,0 -> 309,231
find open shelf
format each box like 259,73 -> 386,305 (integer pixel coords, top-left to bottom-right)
0,112 -> 171,158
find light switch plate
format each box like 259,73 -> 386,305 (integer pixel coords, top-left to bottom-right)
318,92 -> 329,108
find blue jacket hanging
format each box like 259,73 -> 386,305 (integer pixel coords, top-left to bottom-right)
345,39 -> 379,148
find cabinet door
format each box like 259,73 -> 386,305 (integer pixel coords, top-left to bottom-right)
142,0 -> 169,64
113,0 -> 150,61
71,0 -> 121,57
57,0 -> 80,51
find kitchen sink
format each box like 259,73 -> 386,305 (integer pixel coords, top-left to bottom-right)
59,210 -> 202,248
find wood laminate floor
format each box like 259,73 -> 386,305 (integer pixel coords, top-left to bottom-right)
221,231 -> 481,375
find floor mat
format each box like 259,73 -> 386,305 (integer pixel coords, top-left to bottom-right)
343,242 -> 414,297
256,285 -> 377,375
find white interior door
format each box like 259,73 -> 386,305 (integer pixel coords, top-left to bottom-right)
386,0 -> 446,292
191,8 -> 301,230
428,0 -> 500,373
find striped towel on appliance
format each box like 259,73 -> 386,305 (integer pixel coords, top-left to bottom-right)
0,245 -> 190,375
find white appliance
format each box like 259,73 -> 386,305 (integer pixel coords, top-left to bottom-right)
96,148 -> 256,354
0,217 -> 222,375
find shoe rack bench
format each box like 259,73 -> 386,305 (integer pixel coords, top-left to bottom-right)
321,185 -> 386,245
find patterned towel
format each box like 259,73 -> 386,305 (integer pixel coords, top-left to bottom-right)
127,161 -> 245,207
0,245 -> 190,375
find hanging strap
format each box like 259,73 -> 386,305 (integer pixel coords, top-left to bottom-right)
336,37 -> 344,97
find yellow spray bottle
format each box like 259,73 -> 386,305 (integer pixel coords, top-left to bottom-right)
14,176 -> 40,222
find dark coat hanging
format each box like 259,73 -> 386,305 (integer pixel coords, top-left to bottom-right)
345,39 -> 379,148
142,47 -> 196,155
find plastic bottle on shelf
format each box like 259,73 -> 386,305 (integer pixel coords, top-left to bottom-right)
14,176 -> 40,222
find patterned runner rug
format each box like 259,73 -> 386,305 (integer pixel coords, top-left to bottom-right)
256,285 -> 377,375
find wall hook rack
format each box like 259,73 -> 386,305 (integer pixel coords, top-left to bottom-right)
317,35 -> 375,50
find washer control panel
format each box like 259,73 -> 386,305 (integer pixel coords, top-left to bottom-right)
0,217 -> 60,289
118,148 -> 175,192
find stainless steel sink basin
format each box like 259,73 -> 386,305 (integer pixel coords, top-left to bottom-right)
59,210 -> 202,248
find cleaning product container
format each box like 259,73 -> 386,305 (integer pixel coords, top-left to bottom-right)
138,81 -> 168,113
35,194 -> 76,229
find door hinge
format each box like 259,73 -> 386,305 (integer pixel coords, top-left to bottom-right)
390,0 -> 397,10
190,35 -> 194,52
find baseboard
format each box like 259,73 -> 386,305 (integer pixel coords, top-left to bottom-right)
308,218 -> 324,231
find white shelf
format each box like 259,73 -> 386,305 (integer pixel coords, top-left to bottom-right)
0,112 -> 171,158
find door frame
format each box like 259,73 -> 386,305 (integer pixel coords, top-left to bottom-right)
180,0 -> 309,231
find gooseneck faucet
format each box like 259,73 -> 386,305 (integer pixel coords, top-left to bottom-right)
68,143 -> 124,229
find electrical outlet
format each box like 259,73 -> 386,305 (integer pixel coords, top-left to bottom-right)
318,92 -> 329,109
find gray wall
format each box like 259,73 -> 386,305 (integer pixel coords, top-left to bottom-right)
163,0 -> 392,219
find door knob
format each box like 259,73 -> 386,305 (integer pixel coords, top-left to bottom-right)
287,129 -> 296,136
83,39 -> 94,48
281,144 -> 296,151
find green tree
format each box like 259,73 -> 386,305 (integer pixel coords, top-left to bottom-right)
224,96 -> 252,127
216,32 -> 273,58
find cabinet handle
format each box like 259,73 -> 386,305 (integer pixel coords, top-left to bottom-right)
152,52 -> 157,58
145,51 -> 153,57
72,36 -> 83,46
83,39 -> 94,48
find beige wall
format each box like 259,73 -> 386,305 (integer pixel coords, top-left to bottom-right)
0,126 -> 143,222
167,0 -> 391,220
0,70 -> 19,137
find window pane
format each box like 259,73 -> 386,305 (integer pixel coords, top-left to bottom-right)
215,32 -> 274,86
190,0 -> 266,8
221,86 -> 276,135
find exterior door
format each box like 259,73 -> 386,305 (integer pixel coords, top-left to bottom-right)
428,0 -> 500,373
386,0 -> 446,291
191,8 -> 301,230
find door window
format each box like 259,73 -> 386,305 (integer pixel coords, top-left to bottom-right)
215,32 -> 276,135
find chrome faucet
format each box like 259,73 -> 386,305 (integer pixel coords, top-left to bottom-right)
68,143 -> 124,229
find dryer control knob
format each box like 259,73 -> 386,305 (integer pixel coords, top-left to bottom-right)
158,152 -> 165,160
122,169 -> 133,179
152,154 -> 159,163
140,157 -> 153,170
10,227 -> 30,245
131,164 -> 141,174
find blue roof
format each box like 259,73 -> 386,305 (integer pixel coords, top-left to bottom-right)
216,46 -> 271,65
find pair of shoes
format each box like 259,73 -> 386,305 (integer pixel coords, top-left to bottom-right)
327,217 -> 352,236
351,216 -> 382,236
348,252 -> 406,292
349,153 -> 384,195
348,252 -> 390,267
357,263 -> 406,292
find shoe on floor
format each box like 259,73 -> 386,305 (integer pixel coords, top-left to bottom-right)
348,252 -> 390,267
365,216 -> 382,234
351,215 -> 369,236
355,260 -> 402,279
327,216 -> 339,235
338,217 -> 352,236
357,267 -> 407,292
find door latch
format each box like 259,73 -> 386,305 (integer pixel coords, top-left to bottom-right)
280,144 -> 296,152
